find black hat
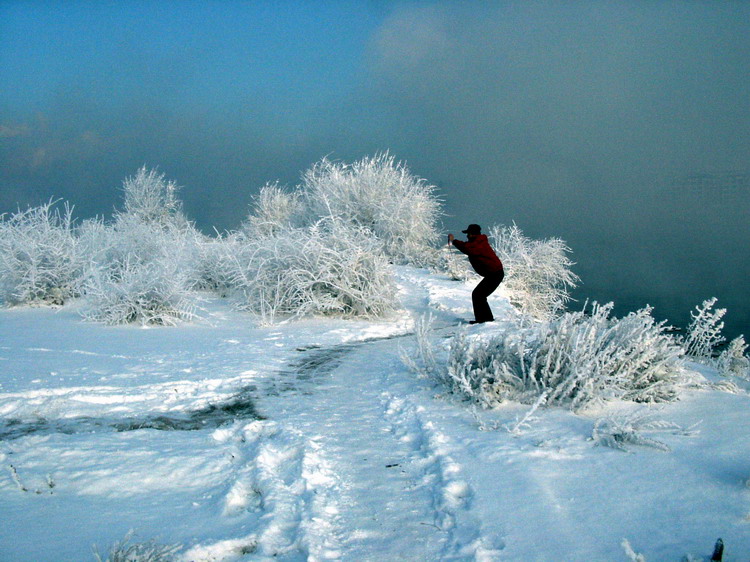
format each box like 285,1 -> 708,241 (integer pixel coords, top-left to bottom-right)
462,224 -> 481,235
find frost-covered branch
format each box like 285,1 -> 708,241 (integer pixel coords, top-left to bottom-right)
716,335 -> 750,380
92,530 -> 180,562
591,410 -> 699,453
682,297 -> 726,359
621,539 -> 646,562
488,223 -> 579,320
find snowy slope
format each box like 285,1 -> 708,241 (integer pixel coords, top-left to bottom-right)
1,266 -> 748,561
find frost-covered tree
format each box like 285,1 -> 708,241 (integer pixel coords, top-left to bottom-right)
0,200 -> 83,306
488,223 -> 579,320
682,297 -> 726,359
298,153 -> 442,266
439,302 -> 685,411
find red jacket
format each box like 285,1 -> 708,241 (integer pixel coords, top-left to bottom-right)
452,235 -> 504,277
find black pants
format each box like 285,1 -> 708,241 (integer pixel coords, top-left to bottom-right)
472,271 -> 504,323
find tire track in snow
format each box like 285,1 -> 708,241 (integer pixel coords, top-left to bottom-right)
382,393 -> 505,560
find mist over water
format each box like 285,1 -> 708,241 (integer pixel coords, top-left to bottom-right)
2,2 -> 748,339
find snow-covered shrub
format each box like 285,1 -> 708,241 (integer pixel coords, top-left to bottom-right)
189,233 -> 237,295
400,313 -> 441,377
119,166 -> 187,229
442,303 -> 685,411
78,169 -> 202,325
79,220 -> 199,325
242,182 -> 303,237
718,336 -> 750,379
299,153 -> 442,266
223,218 -> 397,323
0,200 -> 83,306
81,255 -> 196,326
682,297 -> 726,359
488,223 -> 579,320
76,218 -> 115,275
93,530 -> 180,562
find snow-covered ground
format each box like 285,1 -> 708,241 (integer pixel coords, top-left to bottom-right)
1,266 -> 748,561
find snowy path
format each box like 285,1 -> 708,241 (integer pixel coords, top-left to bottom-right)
251,337 -> 492,560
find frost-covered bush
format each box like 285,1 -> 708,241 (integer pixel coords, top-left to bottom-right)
199,153 -> 440,322
0,200 -> 83,306
119,166 -> 187,229
441,302 -> 685,411
78,168 -> 202,325
299,153 -> 442,266
488,224 -> 579,320
242,182 -> 303,237
400,313 -> 441,377
682,297 -> 726,359
79,218 -> 200,325
81,254 -> 196,326
190,233 -> 236,294
718,336 -> 750,379
222,218 -> 397,323
76,218 -> 115,274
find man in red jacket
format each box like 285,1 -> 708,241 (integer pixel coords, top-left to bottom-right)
448,224 -> 504,324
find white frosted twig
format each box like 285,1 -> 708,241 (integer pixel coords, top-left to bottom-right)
683,297 -> 726,359
8,464 -> 28,492
621,539 -> 646,562
505,391 -> 549,435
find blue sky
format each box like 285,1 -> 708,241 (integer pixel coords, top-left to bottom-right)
1,1 -> 379,117
2,1 -> 749,336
